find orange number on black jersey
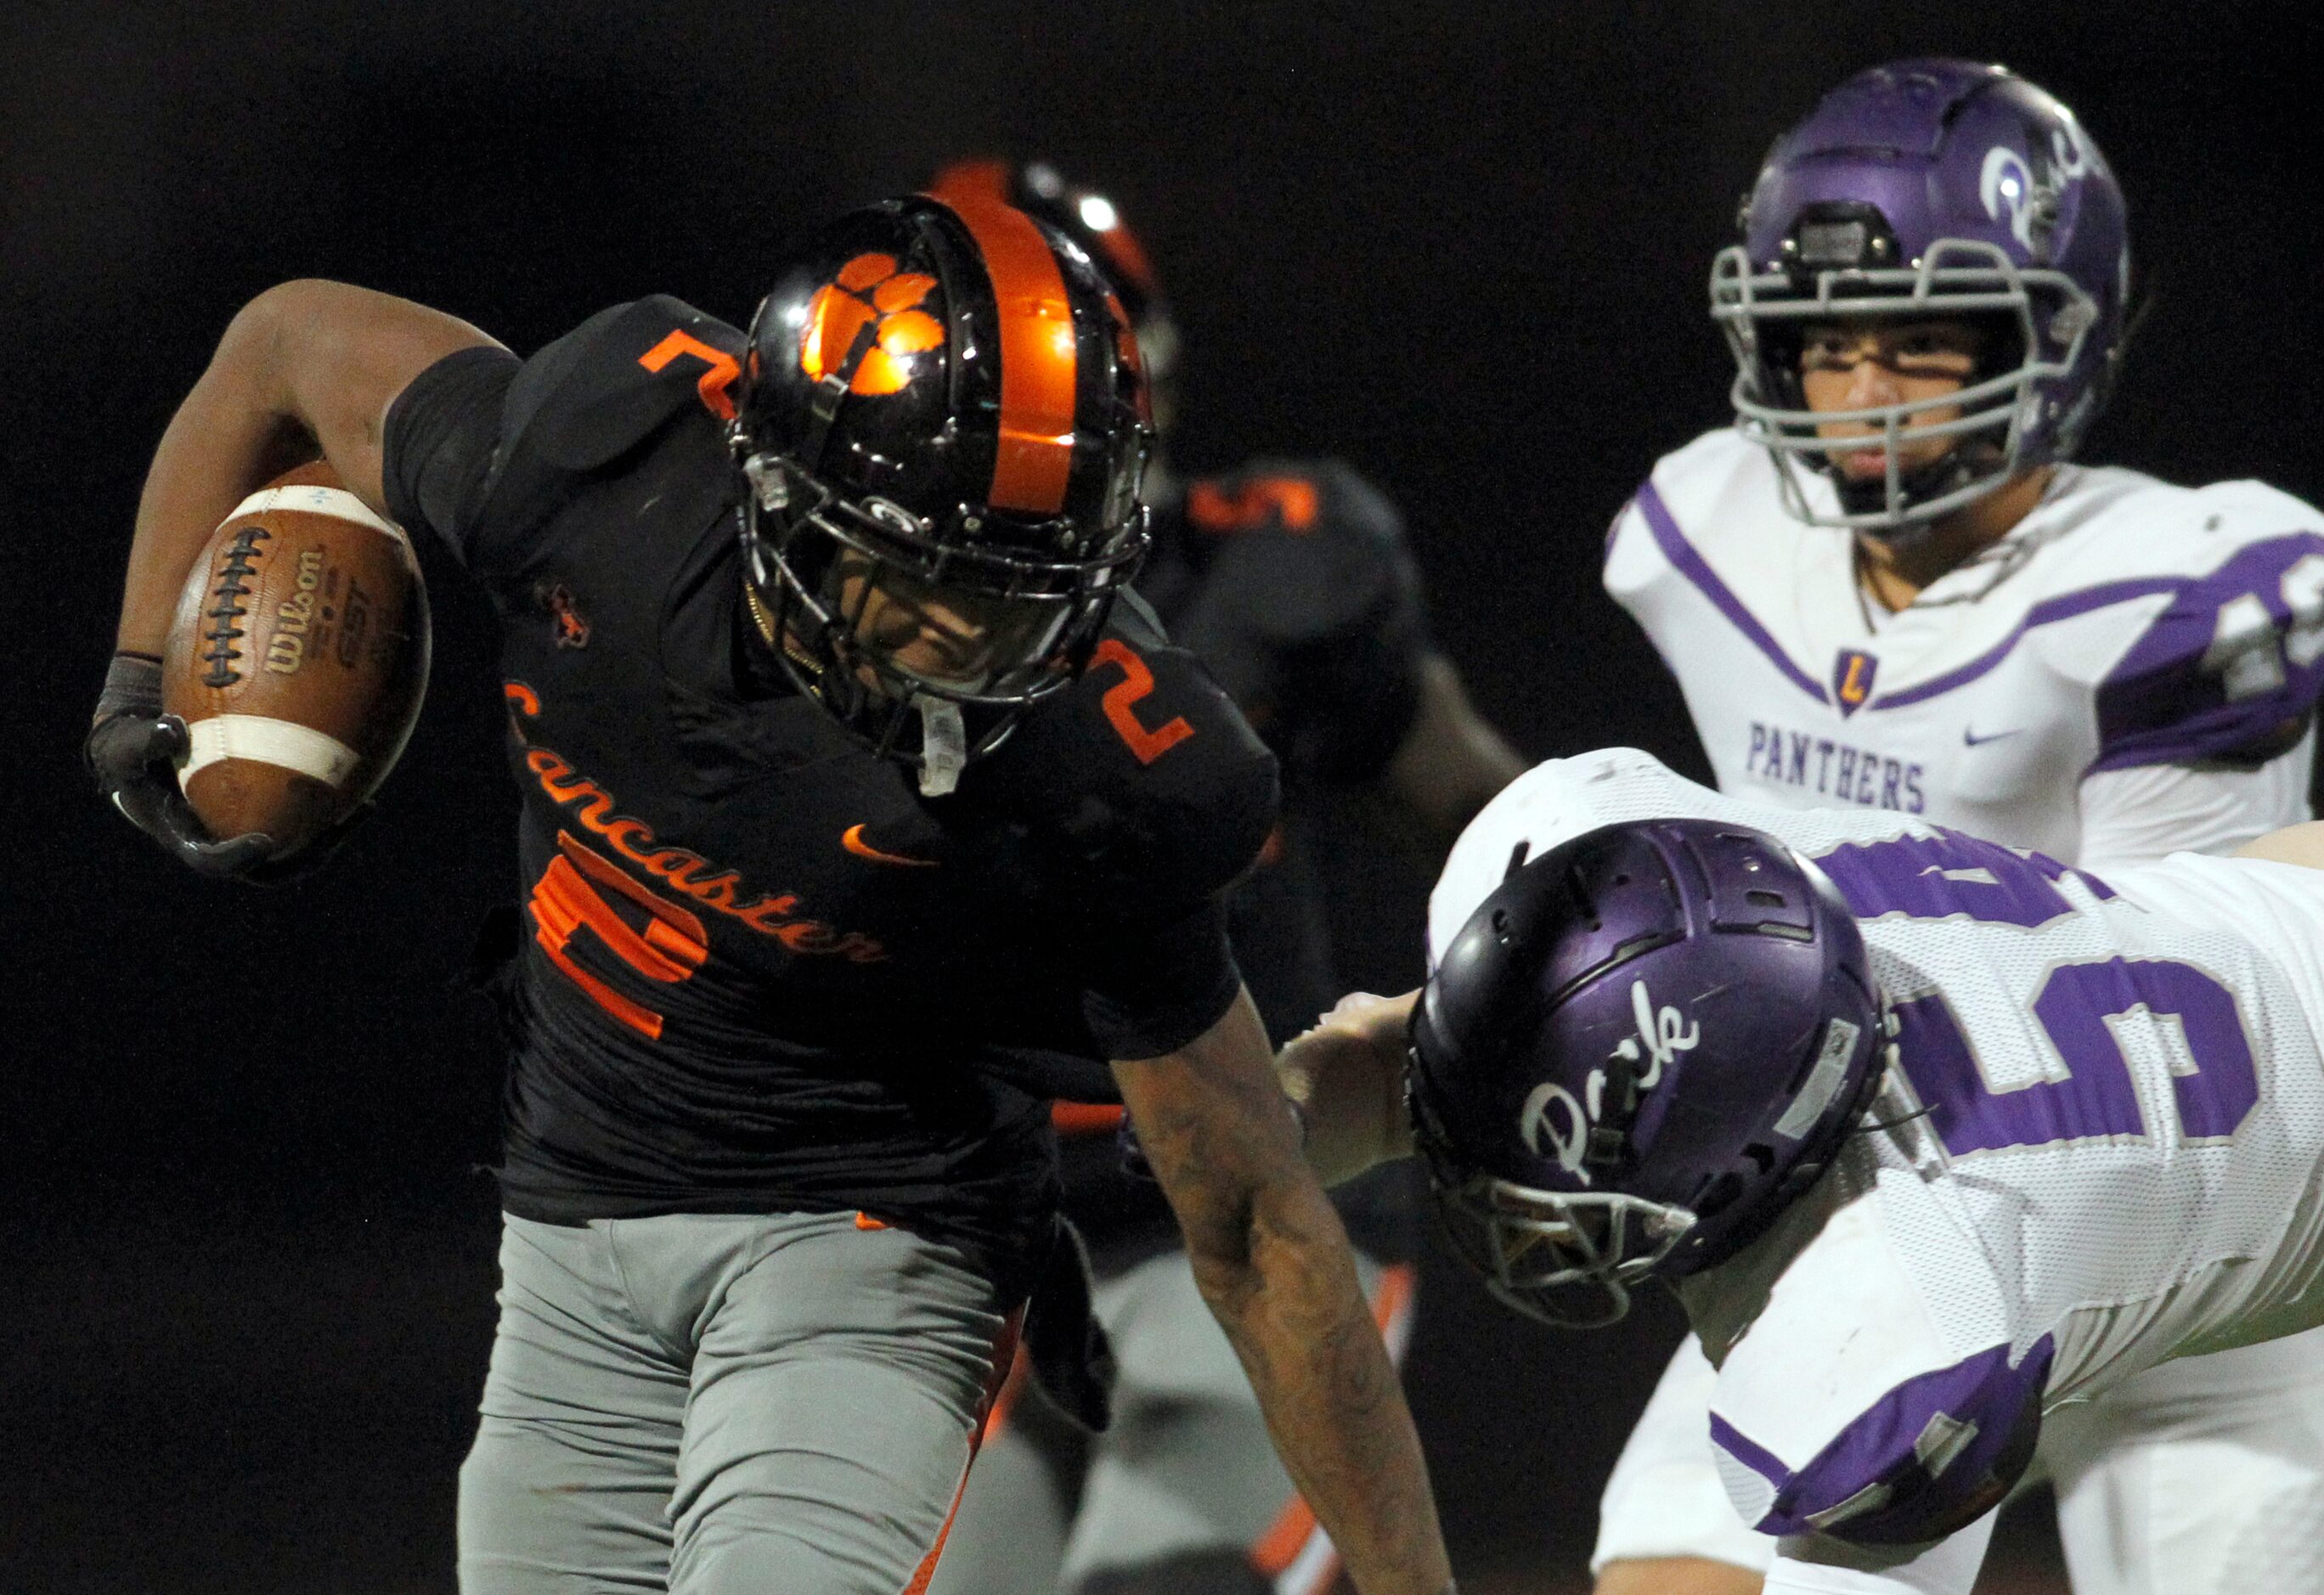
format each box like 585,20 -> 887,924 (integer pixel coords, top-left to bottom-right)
1187,476 -> 1319,533
1093,639 -> 1195,765
638,330 -> 742,421
527,831 -> 709,1039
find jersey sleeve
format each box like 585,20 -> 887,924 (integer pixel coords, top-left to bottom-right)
1703,1195 -> 2049,1552
1171,460 -> 1429,780
2089,517 -> 2324,775
2076,747 -> 2315,873
1601,491 -> 1667,619
1760,1516 -> 1998,1595
1599,429 -> 1766,648
980,594 -> 1283,1060
385,294 -> 745,591
381,344 -> 522,566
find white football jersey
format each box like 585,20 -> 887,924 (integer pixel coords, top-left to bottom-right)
1431,750 -> 2324,1547
1603,428 -> 2324,864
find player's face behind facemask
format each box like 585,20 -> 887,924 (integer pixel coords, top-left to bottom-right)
828,545 -> 1080,702
732,194 -> 1155,787
1792,313 -> 2019,523
1711,59 -> 2131,539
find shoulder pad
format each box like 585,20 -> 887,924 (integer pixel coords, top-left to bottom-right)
2090,527 -> 2324,773
975,626 -> 1278,911
499,296 -> 745,474
1712,1337 -> 2050,1548
1646,428 -> 1772,528
1176,459 -> 1419,651
1606,429 -> 1787,605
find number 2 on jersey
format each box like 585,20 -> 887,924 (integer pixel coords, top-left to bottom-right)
1092,639 -> 1195,764
1825,833 -> 2259,1155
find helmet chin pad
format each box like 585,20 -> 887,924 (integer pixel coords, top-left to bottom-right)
1828,443 -> 2001,539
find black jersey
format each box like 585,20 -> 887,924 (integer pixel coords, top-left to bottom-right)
381,296 -> 1277,1297
1058,459 -> 1434,1269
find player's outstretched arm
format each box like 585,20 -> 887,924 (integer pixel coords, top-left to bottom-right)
2234,820 -> 2324,871
1113,988 -> 1455,1595
1383,654 -> 1528,837
116,279 -> 499,657
1274,987 -> 1422,1187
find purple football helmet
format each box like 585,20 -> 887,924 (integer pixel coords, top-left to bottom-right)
1407,819 -> 1887,1327
1711,59 -> 2130,534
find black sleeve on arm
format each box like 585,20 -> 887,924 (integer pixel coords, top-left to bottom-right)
382,345 -> 522,567
1080,896 -> 1245,1061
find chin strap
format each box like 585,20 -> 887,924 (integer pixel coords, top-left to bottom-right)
917,696 -> 966,797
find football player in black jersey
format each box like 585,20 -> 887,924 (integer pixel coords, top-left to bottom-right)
924,163 -> 1525,1595
87,195 -> 1455,1595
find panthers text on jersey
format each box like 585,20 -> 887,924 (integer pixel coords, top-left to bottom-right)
380,297 -> 1278,1299
1432,749 -> 2324,1556
1605,429 -> 2324,864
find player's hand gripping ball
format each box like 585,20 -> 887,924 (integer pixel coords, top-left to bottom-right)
133,461 -> 429,876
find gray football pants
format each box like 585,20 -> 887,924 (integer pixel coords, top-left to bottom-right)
457,1209 -> 1013,1595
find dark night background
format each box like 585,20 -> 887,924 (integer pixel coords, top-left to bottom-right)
8,3 -> 2324,1590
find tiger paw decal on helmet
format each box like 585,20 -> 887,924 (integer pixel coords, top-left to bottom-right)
800,253 -> 945,396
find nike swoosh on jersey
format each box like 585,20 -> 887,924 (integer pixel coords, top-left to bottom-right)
1962,728 -> 2024,747
842,824 -> 939,868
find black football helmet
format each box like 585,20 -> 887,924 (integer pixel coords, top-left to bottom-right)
734,194 -> 1155,788
929,160 -> 1181,435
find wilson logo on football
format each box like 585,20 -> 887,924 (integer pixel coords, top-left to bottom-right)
800,253 -> 945,396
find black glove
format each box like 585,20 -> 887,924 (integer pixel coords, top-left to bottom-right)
84,651 -> 290,881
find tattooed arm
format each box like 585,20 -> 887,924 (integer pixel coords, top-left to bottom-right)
1113,986 -> 1455,1595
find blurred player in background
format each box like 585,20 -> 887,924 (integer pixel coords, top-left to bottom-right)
1285,746 -> 2324,1595
923,161 -> 1525,1595
1595,58 -> 2324,1595
86,194 -> 1455,1595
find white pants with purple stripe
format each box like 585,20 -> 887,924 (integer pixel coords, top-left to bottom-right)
457,1210 -> 1011,1595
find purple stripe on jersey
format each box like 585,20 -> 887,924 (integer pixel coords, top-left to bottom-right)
1866,578 -> 2184,710
2090,532 -> 2324,774
1634,481 -> 1829,703
1708,1412 -> 1789,1490
1717,1336 -> 2055,1546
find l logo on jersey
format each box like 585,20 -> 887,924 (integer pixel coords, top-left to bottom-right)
1831,649 -> 1879,718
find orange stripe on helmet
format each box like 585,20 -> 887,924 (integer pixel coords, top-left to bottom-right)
928,158 -> 1013,203
942,193 -> 1079,516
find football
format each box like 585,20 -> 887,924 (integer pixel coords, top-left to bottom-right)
161,460 -> 431,852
